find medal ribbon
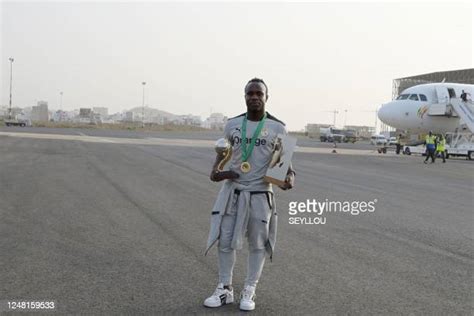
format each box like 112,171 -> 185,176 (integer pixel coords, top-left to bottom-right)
241,113 -> 267,162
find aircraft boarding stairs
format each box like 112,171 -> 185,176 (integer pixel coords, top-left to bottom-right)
427,99 -> 474,159
428,99 -> 474,133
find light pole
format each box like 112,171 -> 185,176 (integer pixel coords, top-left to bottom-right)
60,91 -> 63,110
344,109 -> 347,128
142,82 -> 146,128
375,105 -> 379,134
8,57 -> 14,120
321,110 -> 339,126
59,91 -> 63,121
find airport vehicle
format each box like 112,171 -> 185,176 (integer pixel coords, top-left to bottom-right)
445,133 -> 473,159
378,82 -> 474,159
402,136 -> 473,159
370,135 -> 387,145
320,127 -> 346,143
4,118 -> 31,127
388,137 -> 397,146
402,145 -> 426,156
342,129 -> 357,143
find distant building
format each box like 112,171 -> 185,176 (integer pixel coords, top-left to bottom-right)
107,112 -> 123,123
79,108 -> 92,118
93,107 -> 108,118
204,113 -> 227,130
69,109 -> 80,121
31,101 -> 49,122
1,106 -> 23,119
305,123 -> 332,138
177,114 -> 202,126
78,108 -> 92,123
123,111 -> 134,122
149,115 -> 165,125
0,105 -> 8,118
344,125 -> 375,139
51,110 -> 68,122
92,113 -> 102,124
306,123 -> 375,140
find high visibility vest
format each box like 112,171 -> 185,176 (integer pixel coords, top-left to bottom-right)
425,135 -> 436,145
437,138 -> 446,151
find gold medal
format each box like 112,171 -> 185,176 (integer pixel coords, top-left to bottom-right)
240,161 -> 251,173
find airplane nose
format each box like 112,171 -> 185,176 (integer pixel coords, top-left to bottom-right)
378,103 -> 392,125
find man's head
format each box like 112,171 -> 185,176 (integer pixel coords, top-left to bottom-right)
429,131 -> 432,135
244,78 -> 268,114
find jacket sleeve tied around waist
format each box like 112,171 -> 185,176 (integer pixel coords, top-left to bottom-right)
205,180 -> 278,260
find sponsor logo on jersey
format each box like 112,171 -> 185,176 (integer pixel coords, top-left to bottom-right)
232,136 -> 267,146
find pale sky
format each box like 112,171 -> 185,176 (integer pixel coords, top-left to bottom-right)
1,1 -> 472,130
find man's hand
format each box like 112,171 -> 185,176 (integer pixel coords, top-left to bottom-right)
278,172 -> 295,190
210,170 -> 240,182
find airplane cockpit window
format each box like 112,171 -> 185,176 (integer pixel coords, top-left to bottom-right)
396,94 -> 410,100
409,94 -> 419,101
419,94 -> 428,101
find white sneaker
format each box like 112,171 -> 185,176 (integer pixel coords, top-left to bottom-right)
239,285 -> 256,311
203,283 -> 234,308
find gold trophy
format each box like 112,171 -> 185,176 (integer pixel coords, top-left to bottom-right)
214,138 -> 232,171
264,134 -> 297,186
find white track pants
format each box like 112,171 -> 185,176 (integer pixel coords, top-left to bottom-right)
217,193 -> 272,287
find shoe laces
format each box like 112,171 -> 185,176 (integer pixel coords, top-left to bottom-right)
213,284 -> 229,296
241,286 -> 255,300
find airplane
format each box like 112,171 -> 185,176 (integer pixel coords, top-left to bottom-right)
378,82 -> 473,134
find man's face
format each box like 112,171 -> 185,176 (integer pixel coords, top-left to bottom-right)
245,82 -> 268,112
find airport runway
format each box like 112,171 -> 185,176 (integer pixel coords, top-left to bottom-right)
0,126 -> 377,149
0,128 -> 472,315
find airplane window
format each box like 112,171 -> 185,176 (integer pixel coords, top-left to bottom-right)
420,94 -> 428,101
409,94 -> 419,101
396,94 -> 410,100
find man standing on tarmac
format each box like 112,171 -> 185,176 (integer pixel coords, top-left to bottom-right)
204,78 -> 295,311
436,134 -> 446,163
424,131 -> 437,164
395,133 -> 403,155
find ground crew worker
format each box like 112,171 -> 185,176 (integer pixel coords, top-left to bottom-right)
424,131 -> 437,164
436,134 -> 446,163
395,133 -> 402,155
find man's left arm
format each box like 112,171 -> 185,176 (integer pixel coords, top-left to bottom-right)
279,163 -> 295,190
277,125 -> 295,190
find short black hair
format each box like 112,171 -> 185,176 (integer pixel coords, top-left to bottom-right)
245,78 -> 268,95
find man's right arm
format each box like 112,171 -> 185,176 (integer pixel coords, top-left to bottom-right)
210,156 -> 239,182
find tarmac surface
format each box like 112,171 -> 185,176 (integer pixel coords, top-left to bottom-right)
0,127 -> 472,315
